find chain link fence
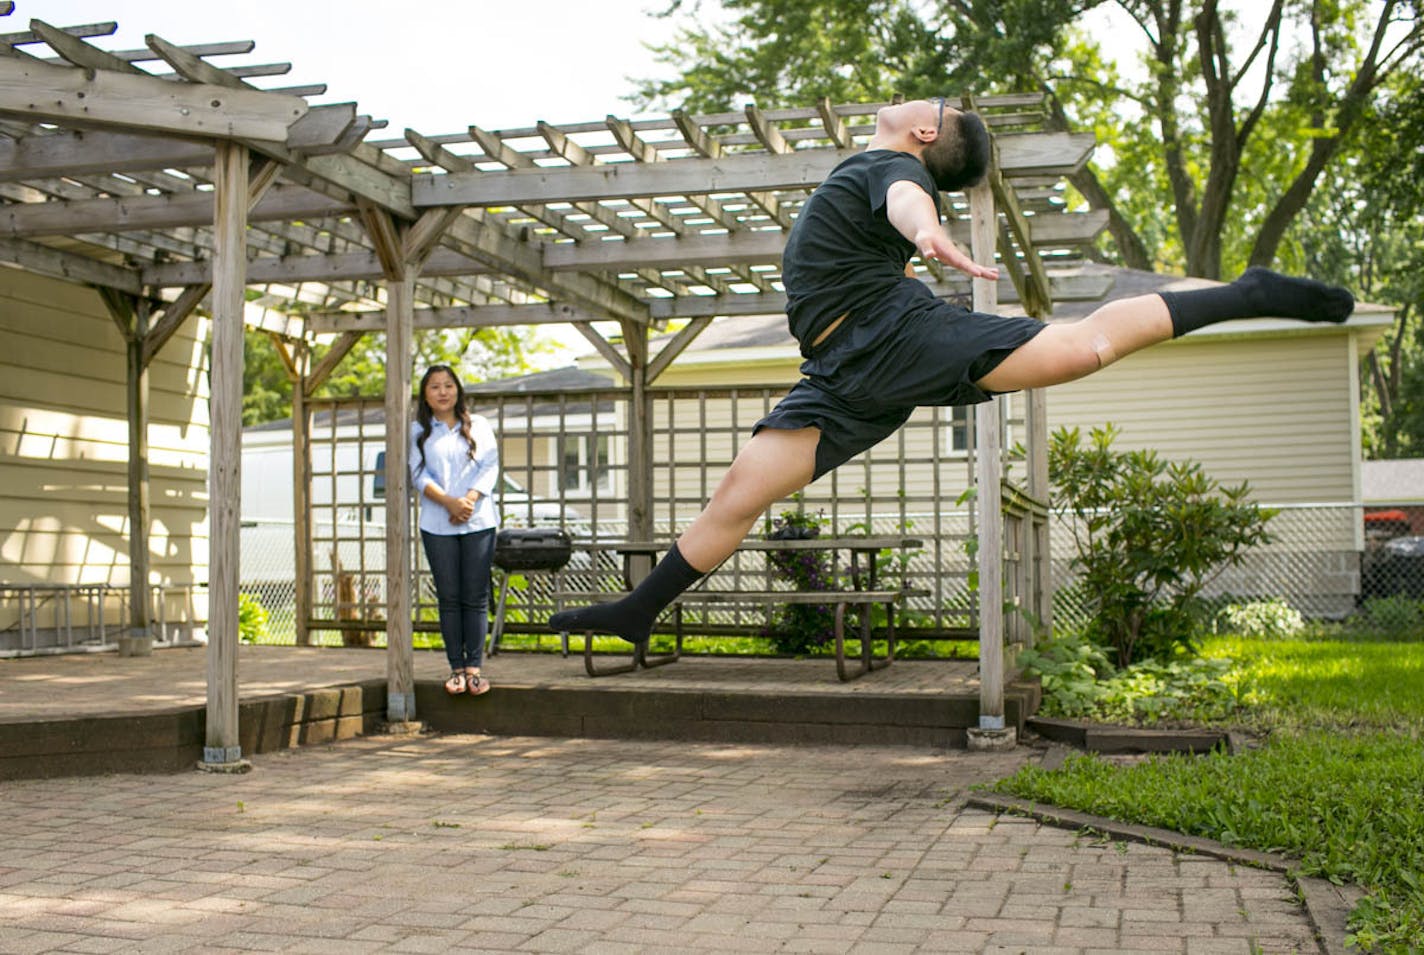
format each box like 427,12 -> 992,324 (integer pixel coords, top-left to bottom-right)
241,501 -> 1397,646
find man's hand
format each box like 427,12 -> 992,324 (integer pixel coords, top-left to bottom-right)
914,227 -> 999,281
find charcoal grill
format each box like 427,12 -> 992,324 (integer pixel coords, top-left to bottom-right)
489,528 -> 574,655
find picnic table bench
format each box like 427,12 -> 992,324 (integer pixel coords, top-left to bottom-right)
553,535 -> 924,680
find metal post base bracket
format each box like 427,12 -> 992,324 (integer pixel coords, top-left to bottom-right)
966,726 -> 1019,752
197,746 -> 253,774
379,720 -> 426,736
118,635 -> 153,657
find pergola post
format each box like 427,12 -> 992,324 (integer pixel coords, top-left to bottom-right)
383,273 -> 416,724
623,322 -> 655,582
123,296 -> 154,656
98,287 -> 157,658
965,176 -> 1015,752
287,341 -> 314,648
201,140 -> 251,772
1026,388 -> 1053,637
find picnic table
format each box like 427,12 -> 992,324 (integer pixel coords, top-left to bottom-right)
555,535 -> 924,680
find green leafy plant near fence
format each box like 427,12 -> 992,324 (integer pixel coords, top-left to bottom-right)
760,507 -> 838,655
238,592 -> 269,644
1049,424 -> 1274,666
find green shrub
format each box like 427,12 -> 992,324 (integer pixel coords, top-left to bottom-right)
761,508 -> 839,655
238,592 -> 270,644
1214,597 -> 1305,638
1049,424 -> 1273,666
1019,631 -> 1239,723
1360,594 -> 1424,634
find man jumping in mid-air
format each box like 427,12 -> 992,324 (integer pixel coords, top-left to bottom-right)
549,96 -> 1355,644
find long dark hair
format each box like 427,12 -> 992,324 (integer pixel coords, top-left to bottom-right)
414,365 -> 476,473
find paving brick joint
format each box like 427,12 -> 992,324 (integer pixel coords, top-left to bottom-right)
0,733 -> 1325,953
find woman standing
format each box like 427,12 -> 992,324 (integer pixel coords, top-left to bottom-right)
410,365 -> 499,696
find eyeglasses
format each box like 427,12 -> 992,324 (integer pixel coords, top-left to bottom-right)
933,96 -> 947,135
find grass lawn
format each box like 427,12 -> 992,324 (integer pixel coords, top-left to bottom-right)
992,632 -> 1424,952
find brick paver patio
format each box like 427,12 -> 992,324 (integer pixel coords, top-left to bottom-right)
0,733 -> 1322,953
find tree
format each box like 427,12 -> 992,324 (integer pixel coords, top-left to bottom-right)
638,0 -> 1423,278
1291,71 -> 1424,458
242,327 -> 557,426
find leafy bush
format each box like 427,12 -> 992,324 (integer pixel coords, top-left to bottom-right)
761,508 -> 839,655
1049,424 -> 1273,666
238,592 -> 270,644
1214,597 -> 1305,639
1018,631 -> 1239,723
1360,594 -> 1424,634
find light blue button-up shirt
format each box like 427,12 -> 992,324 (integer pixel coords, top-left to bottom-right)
409,414 -> 500,536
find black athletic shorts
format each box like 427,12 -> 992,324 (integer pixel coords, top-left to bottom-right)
755,279 -> 1046,480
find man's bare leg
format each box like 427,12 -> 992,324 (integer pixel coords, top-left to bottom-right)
978,267 -> 1355,393
548,427 -> 819,644
976,294 -> 1172,392
676,426 -> 820,570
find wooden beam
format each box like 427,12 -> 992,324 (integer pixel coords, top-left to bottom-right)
645,270 -> 1114,319
817,97 -> 854,148
306,300 -> 601,335
305,330 -> 364,395
0,56 -> 307,141
543,228 -> 785,272
356,199 -> 404,281
97,284 -> 135,341
0,129 -> 205,182
143,247 -> 487,288
29,19 -> 140,73
413,134 -> 1094,208
403,207 -> 465,270
573,323 -> 631,379
0,183 -> 355,238
142,32 -> 415,218
440,214 -> 647,324
647,316 -> 712,382
744,104 -> 790,154
672,108 -> 786,225
0,236 -> 141,292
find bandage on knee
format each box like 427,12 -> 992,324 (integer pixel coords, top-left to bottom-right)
1091,333 -> 1118,368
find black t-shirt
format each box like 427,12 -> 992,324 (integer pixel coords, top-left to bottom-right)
781,150 -> 941,356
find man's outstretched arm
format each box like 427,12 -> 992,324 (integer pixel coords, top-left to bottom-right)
885,180 -> 999,281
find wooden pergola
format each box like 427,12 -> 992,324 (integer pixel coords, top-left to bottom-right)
1,8 -> 1112,763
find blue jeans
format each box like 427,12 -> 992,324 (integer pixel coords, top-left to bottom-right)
421,528 -> 495,671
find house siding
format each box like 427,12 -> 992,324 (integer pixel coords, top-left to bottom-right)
0,270 -> 210,634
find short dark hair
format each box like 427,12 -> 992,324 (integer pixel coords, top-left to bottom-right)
922,110 -> 991,192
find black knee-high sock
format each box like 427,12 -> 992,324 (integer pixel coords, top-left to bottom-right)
1158,267 -> 1355,338
548,543 -> 705,646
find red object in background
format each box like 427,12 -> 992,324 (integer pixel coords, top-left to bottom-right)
1365,509 -> 1410,523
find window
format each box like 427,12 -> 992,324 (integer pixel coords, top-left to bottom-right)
945,406 -> 971,457
944,397 -> 1016,458
556,435 -> 612,494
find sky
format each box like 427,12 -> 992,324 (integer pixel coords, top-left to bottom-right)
23,0 -> 698,134
21,0 -> 715,363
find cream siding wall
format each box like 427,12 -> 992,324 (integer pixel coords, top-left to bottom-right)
1043,331 -> 1356,502
0,270 -> 210,629
644,327 -> 1360,507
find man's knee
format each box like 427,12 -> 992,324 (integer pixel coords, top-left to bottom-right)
1090,332 -> 1119,368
